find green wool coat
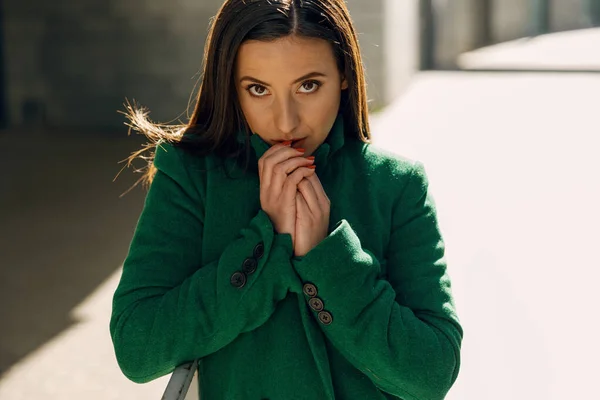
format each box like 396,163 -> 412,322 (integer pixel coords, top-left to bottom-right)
110,115 -> 463,400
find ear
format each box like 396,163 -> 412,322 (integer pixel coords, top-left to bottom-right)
341,75 -> 349,90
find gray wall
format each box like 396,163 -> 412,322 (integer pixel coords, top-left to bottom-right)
3,0 -> 392,129
383,0 -> 420,104
550,0 -> 591,31
491,0 -> 530,43
433,0 -> 599,69
491,0 -> 592,42
346,0 -> 386,111
4,0 -> 221,129
7,0 -> 594,129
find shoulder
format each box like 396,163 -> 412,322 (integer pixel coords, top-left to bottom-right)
344,139 -> 428,191
154,140 -> 210,175
154,140 -> 182,169
343,140 -> 434,223
152,140 -> 209,199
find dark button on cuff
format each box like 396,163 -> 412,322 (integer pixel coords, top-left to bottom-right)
309,297 -> 324,312
318,311 -> 333,325
253,242 -> 265,259
242,258 -> 258,275
230,271 -> 247,288
303,283 -> 318,298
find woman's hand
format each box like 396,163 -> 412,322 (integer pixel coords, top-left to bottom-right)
294,173 -> 330,257
258,140 -> 316,245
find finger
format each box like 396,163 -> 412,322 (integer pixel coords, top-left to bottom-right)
296,191 -> 310,215
306,173 -> 330,209
297,178 -> 320,215
270,156 -> 315,196
258,141 -> 290,181
260,145 -> 304,188
282,167 -> 315,205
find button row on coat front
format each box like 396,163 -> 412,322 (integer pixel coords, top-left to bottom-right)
253,242 -> 265,259
242,258 -> 257,275
309,297 -> 324,312
302,282 -> 333,325
318,311 -> 333,325
303,283 -> 318,297
230,271 -> 247,288
230,241 -> 264,289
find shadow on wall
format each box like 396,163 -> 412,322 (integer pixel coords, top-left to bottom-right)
0,2 -> 6,129
0,129 -> 147,375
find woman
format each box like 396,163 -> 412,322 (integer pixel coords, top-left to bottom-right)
110,0 -> 463,399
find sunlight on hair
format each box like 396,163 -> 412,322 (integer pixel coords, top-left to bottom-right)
114,99 -> 187,196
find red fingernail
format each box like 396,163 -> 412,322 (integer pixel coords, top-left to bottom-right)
281,140 -> 293,146
306,156 -> 315,161
295,148 -> 305,153
308,165 -> 316,169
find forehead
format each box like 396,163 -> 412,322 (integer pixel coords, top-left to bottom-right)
235,36 -> 337,75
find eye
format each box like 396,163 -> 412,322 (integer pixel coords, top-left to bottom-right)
298,80 -> 322,94
247,84 -> 270,97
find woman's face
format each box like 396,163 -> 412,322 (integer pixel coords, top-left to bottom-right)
235,35 -> 348,157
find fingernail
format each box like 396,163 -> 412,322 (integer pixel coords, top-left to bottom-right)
306,156 -> 315,161
281,140 -> 293,146
308,165 -> 316,169
295,148 -> 305,153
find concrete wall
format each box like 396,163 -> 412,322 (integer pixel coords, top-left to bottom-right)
346,0 -> 386,111
434,0 -> 481,68
551,0 -> 591,31
3,0 -> 405,129
6,0 -> 592,129
430,0 -> 598,69
383,0 -> 420,105
491,0 -> 530,43
345,0 -> 420,108
4,0 -> 221,129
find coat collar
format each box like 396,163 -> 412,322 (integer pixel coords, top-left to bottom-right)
236,114 -> 346,172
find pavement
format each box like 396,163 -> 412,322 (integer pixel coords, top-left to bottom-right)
1,46 -> 600,399
0,131 -> 171,398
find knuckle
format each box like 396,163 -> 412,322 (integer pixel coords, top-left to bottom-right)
288,168 -> 301,179
297,170 -> 309,181
295,167 -> 307,176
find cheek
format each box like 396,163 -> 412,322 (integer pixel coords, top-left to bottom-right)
303,90 -> 341,131
315,84 -> 342,112
238,95 -> 266,133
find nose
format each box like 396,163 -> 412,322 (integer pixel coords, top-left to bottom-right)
273,94 -> 300,137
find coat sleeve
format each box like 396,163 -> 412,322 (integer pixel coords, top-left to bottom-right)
291,161 -> 463,400
110,142 -> 295,383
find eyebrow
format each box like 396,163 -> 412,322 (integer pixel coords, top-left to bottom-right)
239,72 -> 327,86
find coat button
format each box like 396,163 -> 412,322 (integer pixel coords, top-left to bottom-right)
230,271 -> 247,288
253,242 -> 265,259
318,311 -> 333,325
309,297 -> 324,312
303,283 -> 318,298
242,258 -> 258,275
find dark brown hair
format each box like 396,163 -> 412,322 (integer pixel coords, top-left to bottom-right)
122,0 -> 371,188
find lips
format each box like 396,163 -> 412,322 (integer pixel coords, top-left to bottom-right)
274,138 -> 306,148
